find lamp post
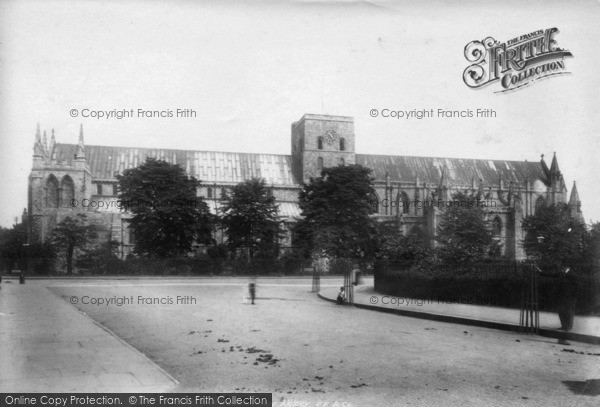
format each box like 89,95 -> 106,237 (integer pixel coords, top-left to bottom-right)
21,243 -> 29,284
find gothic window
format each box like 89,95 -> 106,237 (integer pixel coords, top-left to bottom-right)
492,216 -> 502,236
317,137 -> 323,150
340,138 -> 345,151
317,157 -> 324,171
535,196 -> 545,214
60,176 -> 75,207
368,191 -> 379,214
45,175 -> 59,208
401,192 -> 410,214
124,221 -> 135,245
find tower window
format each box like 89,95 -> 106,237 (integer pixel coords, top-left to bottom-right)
317,157 -> 324,171
340,138 -> 345,151
492,216 -> 502,236
317,137 -> 323,150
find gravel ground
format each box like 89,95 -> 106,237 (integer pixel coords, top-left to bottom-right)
48,278 -> 600,406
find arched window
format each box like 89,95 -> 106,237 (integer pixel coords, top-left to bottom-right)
401,192 -> 410,214
61,176 -> 75,207
317,157 -> 324,171
492,216 -> 502,236
535,196 -> 545,214
317,137 -> 323,150
45,175 -> 59,208
340,138 -> 345,151
339,157 -> 345,166
367,192 -> 379,214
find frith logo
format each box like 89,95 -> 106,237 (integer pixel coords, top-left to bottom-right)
463,28 -> 573,93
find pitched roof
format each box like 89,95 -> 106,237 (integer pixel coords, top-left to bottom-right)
53,144 -> 548,189
54,144 -> 300,186
355,154 -> 548,187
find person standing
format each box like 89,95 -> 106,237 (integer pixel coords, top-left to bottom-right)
557,266 -> 578,331
249,282 -> 256,305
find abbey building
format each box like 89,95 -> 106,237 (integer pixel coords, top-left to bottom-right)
27,114 -> 583,260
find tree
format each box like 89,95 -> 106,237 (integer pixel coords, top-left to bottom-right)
584,222 -> 600,263
522,202 -> 587,272
117,158 -> 214,258
221,178 -> 284,260
375,223 -> 430,263
436,191 -> 499,263
0,223 -> 28,271
295,164 -> 378,258
49,214 -> 97,274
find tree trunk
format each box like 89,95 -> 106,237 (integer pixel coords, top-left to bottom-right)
67,245 -> 74,275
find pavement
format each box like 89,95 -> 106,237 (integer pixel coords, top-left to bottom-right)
319,281 -> 600,345
0,278 -> 178,392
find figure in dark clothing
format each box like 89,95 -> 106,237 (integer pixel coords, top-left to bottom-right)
336,287 -> 346,305
249,282 -> 256,305
557,267 -> 578,331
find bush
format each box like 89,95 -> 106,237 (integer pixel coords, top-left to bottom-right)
374,260 -> 600,314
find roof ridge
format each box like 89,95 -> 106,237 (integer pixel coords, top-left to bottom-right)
56,143 -> 291,157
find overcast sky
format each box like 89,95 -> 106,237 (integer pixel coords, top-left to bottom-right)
1,0 -> 599,227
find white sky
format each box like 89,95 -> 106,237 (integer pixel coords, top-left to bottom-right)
1,0 -> 599,227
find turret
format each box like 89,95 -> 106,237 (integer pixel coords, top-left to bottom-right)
75,124 -> 86,160
569,181 -> 584,222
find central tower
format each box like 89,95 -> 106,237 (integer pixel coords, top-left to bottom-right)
291,114 -> 356,183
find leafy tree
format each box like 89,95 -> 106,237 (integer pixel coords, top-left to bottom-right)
0,223 -> 28,271
295,164 -> 378,258
436,190 -> 499,263
49,214 -> 97,274
78,240 -> 120,275
221,178 -> 284,260
375,223 -> 430,263
522,202 -> 587,272
584,222 -> 600,263
117,158 -> 214,258
28,242 -> 57,275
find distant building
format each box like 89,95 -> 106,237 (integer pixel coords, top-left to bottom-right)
27,114 -> 583,260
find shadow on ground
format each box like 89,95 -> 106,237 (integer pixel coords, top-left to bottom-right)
563,379 -> 600,396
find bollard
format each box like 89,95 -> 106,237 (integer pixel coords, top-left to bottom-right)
19,272 -> 25,284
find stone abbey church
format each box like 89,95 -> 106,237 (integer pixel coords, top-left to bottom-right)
28,114 -> 583,260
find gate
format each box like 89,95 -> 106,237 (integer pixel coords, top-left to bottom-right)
519,262 -> 540,334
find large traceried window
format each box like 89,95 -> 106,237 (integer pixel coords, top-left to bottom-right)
45,175 -> 59,208
61,176 -> 75,207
